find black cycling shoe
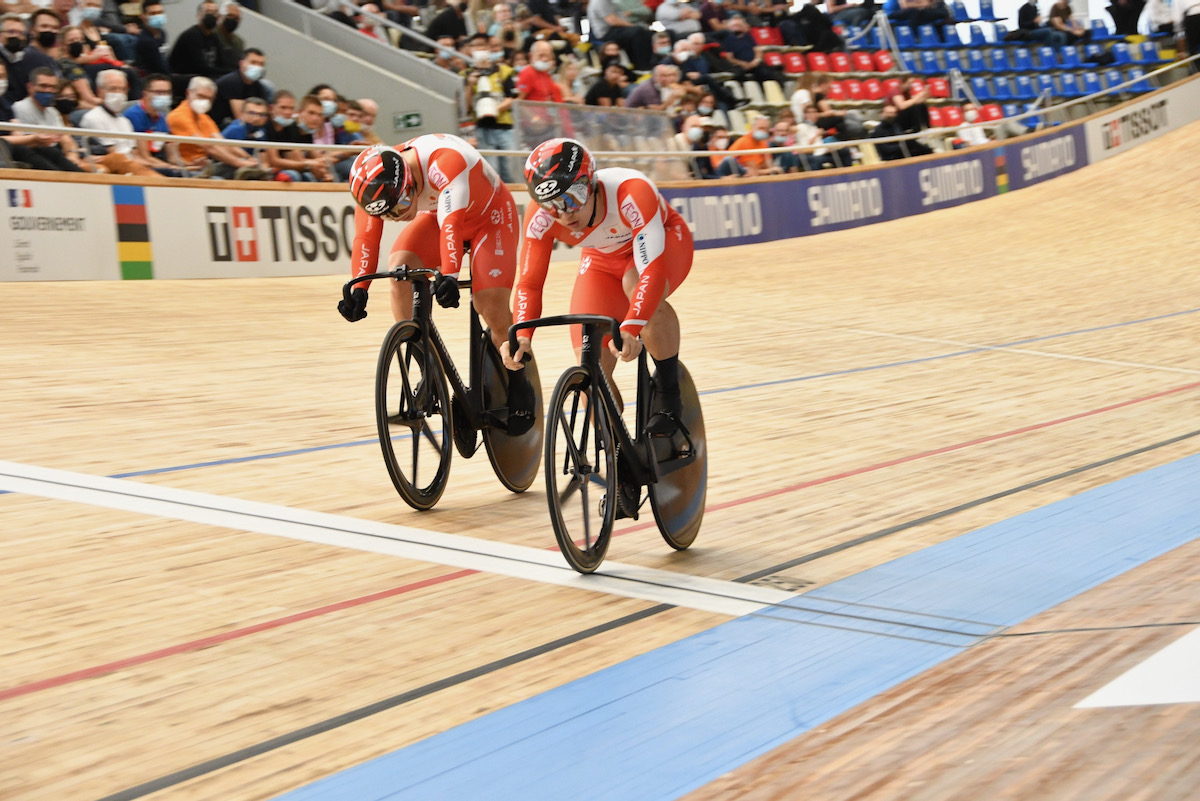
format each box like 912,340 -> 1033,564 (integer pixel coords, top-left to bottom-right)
645,389 -> 683,437
506,372 -> 536,436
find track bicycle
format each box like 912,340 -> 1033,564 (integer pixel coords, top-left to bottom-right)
509,315 -> 706,573
342,265 -> 544,510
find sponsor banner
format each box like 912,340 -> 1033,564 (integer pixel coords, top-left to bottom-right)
143,186 -> 411,279
1,182 -> 120,281
1084,77 -> 1200,163
1002,126 -> 1087,191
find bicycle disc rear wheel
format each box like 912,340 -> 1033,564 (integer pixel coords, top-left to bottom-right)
545,366 -> 616,573
648,361 -> 706,550
375,321 -> 453,511
480,340 -> 544,493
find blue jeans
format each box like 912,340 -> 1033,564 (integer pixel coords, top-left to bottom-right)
716,156 -> 745,177
475,125 -> 516,183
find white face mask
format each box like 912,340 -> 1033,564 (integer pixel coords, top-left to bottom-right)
964,109 -> 979,122
533,59 -> 554,72
189,97 -> 212,115
686,126 -> 703,142
673,51 -> 688,63
103,91 -> 127,110
712,137 -> 728,149
0,80 -> 7,96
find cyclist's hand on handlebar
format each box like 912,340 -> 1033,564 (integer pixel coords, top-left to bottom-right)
434,274 -> 460,308
338,287 -> 369,322
609,331 -> 642,362
501,336 -> 532,371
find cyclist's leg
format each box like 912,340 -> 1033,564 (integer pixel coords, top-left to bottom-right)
465,191 -> 520,352
387,211 -> 440,322
570,250 -> 628,407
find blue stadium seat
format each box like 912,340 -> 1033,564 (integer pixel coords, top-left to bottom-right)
941,25 -> 963,48
894,25 -> 916,49
991,74 -> 1015,100
1035,45 -> 1058,70
1089,19 -> 1119,41
967,24 -> 988,46
993,22 -> 1011,41
951,1 -> 973,23
1014,74 -> 1037,99
1081,71 -> 1102,96
1083,42 -> 1104,62
1104,68 -> 1126,94
918,24 -> 942,48
1126,67 -> 1153,93
1059,45 -> 1082,69
965,49 -> 987,73
900,51 -> 920,73
919,50 -> 942,74
1136,41 -> 1163,63
1011,47 -> 1034,71
1001,102 -> 1020,118
978,0 -> 1002,21
1035,73 -> 1057,97
969,75 -> 993,100
943,49 -> 964,72
1058,71 -> 1084,97
1110,42 -> 1132,65
1021,103 -> 1044,129
989,48 -> 1011,72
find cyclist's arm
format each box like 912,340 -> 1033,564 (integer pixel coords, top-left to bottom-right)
349,206 -> 386,290
514,204 -> 558,339
617,180 -> 671,339
429,148 -> 473,280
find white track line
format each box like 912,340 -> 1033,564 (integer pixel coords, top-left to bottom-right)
841,328 -> 1200,376
0,460 -> 792,617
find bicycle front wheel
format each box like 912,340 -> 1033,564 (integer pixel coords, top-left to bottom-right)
375,321 -> 453,511
545,366 -> 616,573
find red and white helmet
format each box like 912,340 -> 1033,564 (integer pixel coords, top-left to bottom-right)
524,138 -> 596,213
348,145 -> 416,218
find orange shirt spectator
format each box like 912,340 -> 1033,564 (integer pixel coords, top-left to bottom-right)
727,130 -> 770,171
167,98 -> 220,163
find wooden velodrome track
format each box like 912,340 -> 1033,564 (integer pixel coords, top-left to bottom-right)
2,121 -> 1199,801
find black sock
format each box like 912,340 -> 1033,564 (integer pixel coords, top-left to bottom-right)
652,354 -> 680,398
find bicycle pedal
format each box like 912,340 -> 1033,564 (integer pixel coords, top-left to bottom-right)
450,395 -> 478,458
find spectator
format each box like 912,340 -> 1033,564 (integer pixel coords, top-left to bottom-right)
211,46 -> 267,127
218,94 -> 270,177
627,63 -> 686,109
679,114 -> 717,178
585,57 -> 628,106
871,101 -> 932,160
588,0 -> 653,70
770,118 -> 801,172
263,92 -> 332,181
122,72 -> 183,175
134,1 -> 170,75
2,14 -> 29,103
651,30 -> 672,60
461,34 -> 517,181
356,4 -> 386,40
488,2 -> 524,53
891,0 -> 953,33
525,0 -> 581,47
657,0 -> 704,38
356,96 -> 385,145
516,39 -> 562,102
706,123 -> 731,169
166,74 -> 259,176
76,0 -> 135,64
813,73 -> 865,139
1175,0 -> 1200,56
426,0 -> 469,42
216,2 -> 245,64
889,76 -> 930,133
383,0 -> 419,32
54,77 -> 79,119
23,9 -> 64,80
330,96 -> 363,181
12,66 -> 87,170
0,60 -> 82,169
789,70 -> 819,119
718,114 -> 779,177
954,101 -> 990,148
826,0 -> 873,26
1047,0 -> 1091,44
169,1 -> 228,82
1015,0 -> 1067,46
1106,0 -> 1145,35
555,55 -> 584,103
795,104 -> 835,169
720,15 -> 785,84
1144,0 -> 1173,37
674,34 -> 739,109
432,36 -> 467,72
58,26 -> 102,111
699,0 -> 730,35
77,68 -> 158,175
307,82 -> 340,144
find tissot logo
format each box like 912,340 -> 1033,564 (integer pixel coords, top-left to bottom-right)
206,204 -> 356,263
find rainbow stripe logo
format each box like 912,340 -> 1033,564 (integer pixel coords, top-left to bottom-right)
112,185 -> 153,280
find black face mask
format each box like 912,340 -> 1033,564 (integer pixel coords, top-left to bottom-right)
55,98 -> 78,115
201,13 -> 218,29
221,17 -> 238,33
68,41 -> 85,58
3,35 -> 25,54
37,30 -> 58,48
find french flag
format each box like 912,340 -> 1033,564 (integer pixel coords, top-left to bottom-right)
7,189 -> 32,208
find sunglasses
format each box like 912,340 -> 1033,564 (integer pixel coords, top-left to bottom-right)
538,179 -> 590,214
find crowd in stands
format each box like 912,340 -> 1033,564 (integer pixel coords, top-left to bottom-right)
1,0 -> 382,177
1,0 -> 1193,178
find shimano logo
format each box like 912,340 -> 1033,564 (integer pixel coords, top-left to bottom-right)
1021,135 -> 1077,182
668,193 -> 763,241
919,161 -> 984,207
807,179 -> 883,227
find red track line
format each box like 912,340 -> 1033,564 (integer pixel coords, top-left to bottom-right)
4,379 -> 1197,703
0,570 -> 476,703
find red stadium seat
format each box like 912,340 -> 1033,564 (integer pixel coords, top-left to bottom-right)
763,50 -> 784,68
927,106 -> 945,127
783,51 -> 807,74
829,51 -> 853,73
873,50 -> 896,72
807,52 -> 831,72
751,26 -> 785,47
910,77 -> 927,95
844,79 -> 864,100
852,51 -> 875,72
862,78 -> 884,100
882,77 -> 903,98
927,77 -> 950,98
942,105 -> 964,126
826,80 -> 847,101
980,103 -> 1004,121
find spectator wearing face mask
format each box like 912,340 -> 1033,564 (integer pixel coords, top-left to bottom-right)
167,74 -> 260,176
135,1 -> 171,75
954,102 -> 990,148
122,72 -> 184,175
355,97 -> 384,146
707,124 -> 732,172
170,1 -> 229,82
718,115 -> 781,177
216,2 -> 245,65
516,40 -> 561,103
627,63 -> 685,110
1,14 -> 31,104
77,68 -> 160,175
262,90 -> 326,181
211,47 -> 267,127
13,66 -> 89,171
21,9 -> 64,81
426,0 -> 469,42
769,119 -> 800,172
218,95 -> 271,178
584,58 -> 628,107
58,26 -> 102,111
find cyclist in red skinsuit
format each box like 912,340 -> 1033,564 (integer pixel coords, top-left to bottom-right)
341,135 -> 534,433
501,137 -> 692,434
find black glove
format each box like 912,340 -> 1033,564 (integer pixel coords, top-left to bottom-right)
338,287 -> 368,322
434,274 -> 460,309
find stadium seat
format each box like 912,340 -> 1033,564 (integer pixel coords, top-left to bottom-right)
1001,102 -> 1020,118
1058,71 -> 1084,97
1104,68 -> 1126,95
980,103 -> 1004,121
965,49 -> 987,73
882,77 -> 903,98
942,105 -> 964,126
742,80 -> 767,105
1089,19 -> 1118,41
893,25 -> 916,49
1110,42 -> 1132,65
927,105 -> 945,127
900,52 -> 920,73
919,50 -> 942,75
808,51 -> 831,72
724,80 -> 746,101
873,50 -> 896,72
852,51 -> 875,73
726,108 -> 748,133
1083,42 -> 1104,62
951,1 -> 974,23
1059,45 -> 1082,69
1081,71 -> 1102,96
783,51 -> 807,74
1019,103 -> 1043,128
844,79 -> 865,101
993,23 -> 1011,40
842,25 -> 864,48
989,48 -> 1011,73
829,51 -> 853,73
709,108 -> 730,130
978,0 -> 1002,21
967,24 -> 988,46
991,75 -> 1015,100
862,78 -> 885,100
1126,67 -> 1153,93
928,76 -> 950,98
969,75 -> 992,100
763,50 -> 784,69
942,26 -> 963,48
1035,73 -> 1057,97
1035,45 -> 1058,70
1136,41 -> 1162,63
751,26 -> 785,47
763,80 -> 788,105
918,24 -> 941,49
1011,47 -> 1034,71
1014,74 -> 1036,99
827,80 -> 848,101
944,49 -> 965,72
